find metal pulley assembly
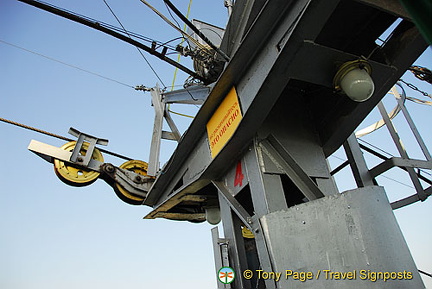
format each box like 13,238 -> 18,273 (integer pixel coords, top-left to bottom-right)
114,160 -> 152,205
28,128 -> 154,205
54,141 -> 104,187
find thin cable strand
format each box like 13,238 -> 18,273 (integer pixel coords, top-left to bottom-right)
0,39 -> 135,89
0,117 -> 132,161
139,0 -> 207,50
102,0 -> 166,87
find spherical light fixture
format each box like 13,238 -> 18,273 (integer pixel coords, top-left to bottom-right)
334,59 -> 375,102
205,206 -> 221,225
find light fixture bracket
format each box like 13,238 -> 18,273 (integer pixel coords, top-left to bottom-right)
334,59 -> 372,91
333,59 -> 374,102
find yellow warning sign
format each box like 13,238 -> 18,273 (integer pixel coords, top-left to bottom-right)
206,87 -> 243,158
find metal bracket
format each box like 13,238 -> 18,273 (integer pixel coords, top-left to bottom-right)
259,136 -> 325,201
68,127 -> 108,166
148,85 -> 210,176
101,163 -> 153,198
28,139 -> 103,171
162,85 -> 209,104
212,180 -> 257,233
148,85 -> 180,176
28,127 -> 153,201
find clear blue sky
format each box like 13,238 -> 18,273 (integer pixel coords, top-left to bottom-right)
1,1 -> 431,288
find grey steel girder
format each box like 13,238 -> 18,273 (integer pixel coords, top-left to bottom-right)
143,0 -> 427,215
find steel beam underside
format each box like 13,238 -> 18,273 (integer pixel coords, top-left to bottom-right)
143,0 -> 427,215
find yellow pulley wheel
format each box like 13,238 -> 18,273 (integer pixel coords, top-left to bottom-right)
114,160 -> 149,205
242,226 -> 255,239
53,141 -> 104,187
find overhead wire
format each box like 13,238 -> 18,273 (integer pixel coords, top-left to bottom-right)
102,0 -> 166,88
329,134 -> 432,190
138,0 -> 207,51
376,174 -> 416,189
0,39 -> 135,89
155,36 -> 184,50
23,0 -> 178,50
103,0 -> 201,118
166,0 -> 197,119
329,153 -> 416,189
358,139 -> 431,178
358,138 -> 393,158
0,117 -> 132,161
18,0 -> 206,82
169,0 -> 193,91
164,1 -> 184,31
163,0 -> 230,62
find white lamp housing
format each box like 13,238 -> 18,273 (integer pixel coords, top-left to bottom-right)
205,207 -> 221,225
334,60 -> 375,102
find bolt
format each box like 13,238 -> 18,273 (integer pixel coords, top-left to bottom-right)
347,205 -> 351,209
134,175 -> 142,183
302,221 -> 306,224
77,156 -> 84,162
105,164 -> 115,173
247,217 -> 252,224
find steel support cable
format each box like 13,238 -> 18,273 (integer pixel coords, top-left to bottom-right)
330,159 -> 420,189
164,1 -> 184,32
0,39 -> 136,89
0,117 -> 132,161
17,0 -> 206,83
358,132 -> 432,179
20,0 -> 178,50
138,0 -> 207,52
170,0 -> 193,91
167,0 -> 195,119
102,0 -> 166,87
358,142 -> 432,183
155,36 -> 184,50
99,23 -> 177,50
163,0 -> 230,62
329,152 -> 430,190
